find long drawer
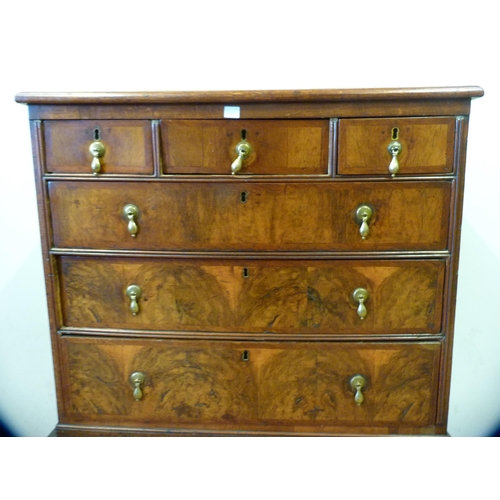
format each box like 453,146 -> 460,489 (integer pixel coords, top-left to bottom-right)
59,337 -> 441,432
59,256 -> 445,335
48,180 -> 452,252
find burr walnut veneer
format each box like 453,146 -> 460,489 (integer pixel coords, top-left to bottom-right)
16,87 -> 483,436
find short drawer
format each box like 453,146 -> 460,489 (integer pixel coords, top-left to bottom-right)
160,120 -> 329,175
59,337 -> 441,431
48,180 -> 452,252
43,120 -> 154,175
59,257 -> 445,335
338,117 -> 457,176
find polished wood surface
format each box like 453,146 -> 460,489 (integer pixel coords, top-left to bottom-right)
59,257 -> 445,334
59,337 -> 441,431
25,100 -> 474,121
48,180 -> 452,252
161,119 -> 329,175
338,117 -> 457,175
17,87 -> 482,436
43,120 -> 154,175
15,86 -> 484,104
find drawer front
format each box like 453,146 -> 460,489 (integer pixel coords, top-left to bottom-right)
59,338 -> 441,430
43,120 -> 154,174
59,257 -> 445,335
161,120 -> 329,175
338,117 -> 456,176
49,180 -> 452,251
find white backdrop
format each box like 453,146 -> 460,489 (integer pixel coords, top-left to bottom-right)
1,1 -> 499,441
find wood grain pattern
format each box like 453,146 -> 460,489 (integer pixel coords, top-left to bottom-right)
259,345 -> 439,424
58,257 -> 445,334
338,117 -> 457,175
161,120 -> 329,175
49,180 -> 452,252
64,344 -> 129,415
59,337 -> 441,429
43,120 -> 154,174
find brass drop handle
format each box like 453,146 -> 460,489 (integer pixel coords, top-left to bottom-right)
349,374 -> 367,405
231,140 -> 252,175
388,140 -> 402,177
130,372 -> 146,401
355,205 -> 373,240
352,287 -> 369,320
126,285 -> 142,315
123,204 -> 139,237
89,141 -> 106,175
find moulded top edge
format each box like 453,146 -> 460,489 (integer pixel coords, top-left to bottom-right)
14,86 -> 484,105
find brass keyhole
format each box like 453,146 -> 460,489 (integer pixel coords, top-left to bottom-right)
240,191 -> 248,203
93,127 -> 101,141
241,129 -> 247,140
242,267 -> 249,278
391,127 -> 399,140
241,350 -> 250,361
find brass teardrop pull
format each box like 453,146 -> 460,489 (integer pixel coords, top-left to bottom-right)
126,285 -> 142,315
388,140 -> 402,177
349,374 -> 367,405
130,372 -> 146,401
352,287 -> 369,320
355,205 -> 373,240
123,204 -> 139,237
89,141 -> 105,175
231,140 -> 252,175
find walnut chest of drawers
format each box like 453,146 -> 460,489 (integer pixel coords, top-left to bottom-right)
16,87 -> 483,436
